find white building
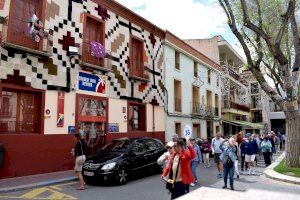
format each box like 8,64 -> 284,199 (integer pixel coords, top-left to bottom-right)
186,36 -> 261,136
164,31 -> 222,142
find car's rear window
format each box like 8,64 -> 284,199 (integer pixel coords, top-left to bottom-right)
102,139 -> 133,152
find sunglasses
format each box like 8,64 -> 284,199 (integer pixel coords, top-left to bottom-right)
166,146 -> 172,149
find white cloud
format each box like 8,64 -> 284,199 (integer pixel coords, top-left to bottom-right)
116,0 -> 228,39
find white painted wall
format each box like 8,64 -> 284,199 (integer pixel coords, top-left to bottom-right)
44,90 -> 76,134
164,44 -> 222,140
108,98 -> 127,132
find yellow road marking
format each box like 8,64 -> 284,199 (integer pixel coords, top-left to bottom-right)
0,187 -> 77,200
20,188 -> 48,199
49,181 -> 77,191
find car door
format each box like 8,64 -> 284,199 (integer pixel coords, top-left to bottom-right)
130,140 -> 148,171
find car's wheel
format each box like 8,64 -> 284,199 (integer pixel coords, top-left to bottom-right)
116,169 -> 128,185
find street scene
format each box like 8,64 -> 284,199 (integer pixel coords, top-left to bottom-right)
1,152 -> 300,200
0,0 -> 300,200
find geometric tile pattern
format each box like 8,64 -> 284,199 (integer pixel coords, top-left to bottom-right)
0,0 -> 166,106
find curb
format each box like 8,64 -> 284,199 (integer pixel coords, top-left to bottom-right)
264,152 -> 300,185
0,176 -> 78,194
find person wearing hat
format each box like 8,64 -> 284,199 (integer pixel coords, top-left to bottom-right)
157,141 -> 174,169
240,133 -> 258,175
190,137 -> 201,186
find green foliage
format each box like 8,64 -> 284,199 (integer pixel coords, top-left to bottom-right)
274,159 -> 300,178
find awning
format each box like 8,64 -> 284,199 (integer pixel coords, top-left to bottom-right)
223,120 -> 264,129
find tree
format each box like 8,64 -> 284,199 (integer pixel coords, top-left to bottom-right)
218,0 -> 300,167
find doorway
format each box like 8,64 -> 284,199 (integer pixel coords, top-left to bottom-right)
76,94 -> 108,155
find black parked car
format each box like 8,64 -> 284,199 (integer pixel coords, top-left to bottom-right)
82,137 -> 165,185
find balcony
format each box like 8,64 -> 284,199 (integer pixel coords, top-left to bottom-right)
1,17 -> 51,57
191,102 -> 219,118
222,100 -> 250,112
80,42 -> 112,72
174,98 -> 182,112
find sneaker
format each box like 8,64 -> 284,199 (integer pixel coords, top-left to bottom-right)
237,175 -> 240,179
222,186 -> 227,189
190,183 -> 195,187
230,187 -> 234,190
251,170 -> 256,175
217,173 -> 222,178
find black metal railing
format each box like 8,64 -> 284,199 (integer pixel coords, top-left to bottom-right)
191,102 -> 219,117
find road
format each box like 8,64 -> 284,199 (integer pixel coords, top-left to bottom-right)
0,152 -> 299,200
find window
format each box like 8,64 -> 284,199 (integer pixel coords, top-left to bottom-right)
175,51 -> 180,70
217,77 -> 219,87
144,139 -> 162,150
0,87 -> 42,133
175,122 -> 181,136
193,61 -> 198,77
128,102 -> 146,131
82,15 -> 105,67
207,69 -> 211,84
174,79 -> 182,112
251,83 -> 259,94
131,141 -> 147,155
8,0 -> 44,50
130,36 -> 144,78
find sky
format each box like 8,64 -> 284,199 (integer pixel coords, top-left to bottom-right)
115,0 -> 245,59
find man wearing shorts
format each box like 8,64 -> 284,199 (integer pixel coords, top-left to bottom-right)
211,132 -> 224,178
241,133 -> 258,175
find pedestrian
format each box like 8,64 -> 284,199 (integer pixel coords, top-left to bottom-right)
261,137 -> 272,166
157,141 -> 174,169
230,137 -> 240,179
268,133 -> 275,160
190,138 -> 201,186
201,138 -> 211,168
73,133 -> 86,190
277,132 -> 283,150
274,133 -> 280,153
252,134 -> 261,165
282,133 -> 286,148
211,132 -> 224,178
241,133 -> 258,175
172,134 -> 179,142
161,139 -> 196,199
220,138 -> 237,190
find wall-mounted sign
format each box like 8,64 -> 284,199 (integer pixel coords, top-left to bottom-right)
57,92 -> 65,127
78,72 -> 106,94
108,123 -> 119,133
68,126 -> 75,134
184,125 -> 192,138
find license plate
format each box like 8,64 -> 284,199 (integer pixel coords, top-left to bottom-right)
84,171 -> 94,176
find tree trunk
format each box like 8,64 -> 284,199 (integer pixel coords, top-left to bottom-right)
284,110 -> 300,168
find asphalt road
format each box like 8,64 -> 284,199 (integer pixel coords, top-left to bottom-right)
0,153 -> 300,200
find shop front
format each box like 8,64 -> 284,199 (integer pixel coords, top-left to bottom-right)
76,71 -> 108,155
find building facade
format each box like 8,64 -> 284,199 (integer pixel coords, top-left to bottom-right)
186,36 -> 258,137
164,32 -> 221,142
241,70 -> 271,135
0,0 -> 165,178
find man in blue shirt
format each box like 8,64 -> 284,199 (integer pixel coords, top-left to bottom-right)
190,138 -> 201,187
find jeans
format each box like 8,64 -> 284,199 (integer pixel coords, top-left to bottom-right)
171,181 -> 186,199
223,163 -> 235,188
191,161 -> 199,181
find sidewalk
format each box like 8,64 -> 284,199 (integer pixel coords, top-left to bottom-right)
264,151 -> 300,185
0,170 -> 77,194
